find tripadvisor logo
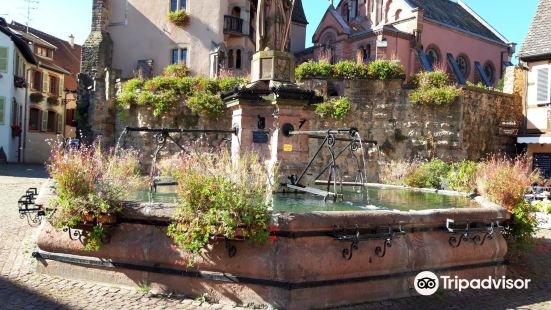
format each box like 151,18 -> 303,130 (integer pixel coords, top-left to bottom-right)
414,271 -> 531,296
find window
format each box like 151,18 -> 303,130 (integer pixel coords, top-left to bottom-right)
364,44 -> 371,61
483,62 -> 495,84
533,154 -> 551,179
456,55 -> 470,79
170,0 -> 186,12
0,97 -> 5,125
47,111 -> 56,132
231,6 -> 241,18
36,46 -> 53,58
0,47 -> 7,73
343,4 -> 349,21
29,108 -> 40,131
32,71 -> 43,91
49,76 -> 59,96
171,48 -> 188,65
350,0 -> 358,19
426,47 -> 440,68
536,66 -> 550,104
376,0 -> 383,24
228,49 -> 234,68
236,49 -> 242,69
66,109 -> 76,126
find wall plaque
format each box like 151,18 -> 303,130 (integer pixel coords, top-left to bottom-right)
253,131 -> 269,144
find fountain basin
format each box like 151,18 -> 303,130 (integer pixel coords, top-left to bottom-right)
34,184 -> 509,309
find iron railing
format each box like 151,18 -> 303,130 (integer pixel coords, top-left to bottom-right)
223,15 -> 244,34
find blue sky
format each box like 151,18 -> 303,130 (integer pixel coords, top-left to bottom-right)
1,0 -> 540,59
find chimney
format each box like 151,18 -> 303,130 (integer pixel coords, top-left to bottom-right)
68,34 -> 75,48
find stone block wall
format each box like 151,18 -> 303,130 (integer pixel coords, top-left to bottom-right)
301,79 -> 522,182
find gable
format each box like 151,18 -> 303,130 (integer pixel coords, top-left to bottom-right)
519,0 -> 551,60
313,7 -> 351,43
407,0 -> 506,44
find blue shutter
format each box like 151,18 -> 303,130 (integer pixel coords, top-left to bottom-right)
181,0 -> 186,10
170,0 -> 178,12
171,49 -> 178,64
181,48 -> 188,65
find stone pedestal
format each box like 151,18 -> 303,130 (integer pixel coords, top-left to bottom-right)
251,50 -> 295,82
227,96 -> 313,188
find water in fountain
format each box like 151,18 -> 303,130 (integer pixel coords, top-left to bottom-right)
114,127 -> 128,154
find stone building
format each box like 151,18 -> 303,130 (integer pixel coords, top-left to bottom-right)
100,0 -> 308,79
516,0 -> 551,178
5,22 -> 82,164
299,0 -> 515,87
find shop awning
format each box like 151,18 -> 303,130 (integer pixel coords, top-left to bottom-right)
517,136 -> 551,144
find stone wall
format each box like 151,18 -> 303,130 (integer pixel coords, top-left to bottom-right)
299,79 -> 522,182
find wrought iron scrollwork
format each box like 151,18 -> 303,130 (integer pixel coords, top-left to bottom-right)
63,227 -> 85,243
332,223 -> 405,260
225,238 -> 237,258
18,188 -> 44,226
446,218 -> 504,248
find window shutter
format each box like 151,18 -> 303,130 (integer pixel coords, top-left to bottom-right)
56,113 -> 63,134
43,73 -> 48,93
537,67 -> 550,103
0,97 -> 5,125
59,78 -> 64,98
41,110 -> 48,132
0,47 -> 8,73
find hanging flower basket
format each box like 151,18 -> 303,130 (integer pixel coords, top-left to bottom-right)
47,96 -> 60,106
30,92 -> 44,103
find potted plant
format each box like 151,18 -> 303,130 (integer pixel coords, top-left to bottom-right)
11,124 -> 22,138
47,139 -> 145,251
168,9 -> 190,27
47,95 -> 59,105
30,92 -> 44,103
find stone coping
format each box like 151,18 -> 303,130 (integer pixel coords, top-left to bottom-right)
36,179 -> 510,231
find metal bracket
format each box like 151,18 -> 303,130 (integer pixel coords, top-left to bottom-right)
446,218 -> 505,248
18,188 -> 44,226
332,223 -> 405,260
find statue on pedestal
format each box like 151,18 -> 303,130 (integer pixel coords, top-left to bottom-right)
256,0 -> 294,52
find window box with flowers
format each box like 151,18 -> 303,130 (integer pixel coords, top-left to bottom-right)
11,124 -> 22,138
168,9 -> 190,27
47,96 -> 59,106
30,92 -> 44,103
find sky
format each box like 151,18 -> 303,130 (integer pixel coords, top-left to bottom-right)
0,0 -> 541,60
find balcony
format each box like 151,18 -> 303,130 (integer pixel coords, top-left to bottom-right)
224,15 -> 244,35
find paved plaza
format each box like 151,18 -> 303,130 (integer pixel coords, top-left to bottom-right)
1,164 -> 551,310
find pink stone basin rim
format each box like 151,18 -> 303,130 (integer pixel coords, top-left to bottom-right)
35,200 -> 510,309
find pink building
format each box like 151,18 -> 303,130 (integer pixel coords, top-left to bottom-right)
299,0 -> 515,86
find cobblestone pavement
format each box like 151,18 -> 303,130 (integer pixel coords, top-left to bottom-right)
1,164 -> 551,310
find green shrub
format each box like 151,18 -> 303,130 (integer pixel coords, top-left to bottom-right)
379,159 -> 421,186
187,92 -> 225,117
167,151 -> 275,256
116,67 -> 246,117
509,202 -> 539,254
367,59 -> 405,80
315,97 -> 352,120
168,10 -> 189,27
333,61 -> 368,79
295,60 -> 333,80
30,92 -> 44,103
409,70 -> 463,106
447,160 -> 478,193
163,63 -> 191,78
404,159 -> 450,189
532,199 -> 551,214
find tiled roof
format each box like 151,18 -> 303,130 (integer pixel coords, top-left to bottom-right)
8,21 -> 82,90
407,0 -> 506,44
292,0 -> 308,24
519,0 -> 551,60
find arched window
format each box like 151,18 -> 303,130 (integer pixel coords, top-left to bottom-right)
350,0 -> 358,19
425,46 -> 440,68
456,54 -> 470,79
376,0 -> 383,24
321,32 -> 337,64
236,49 -> 242,69
228,49 -> 234,69
231,6 -> 241,18
483,61 -> 495,84
395,9 -> 402,21
343,4 -> 350,21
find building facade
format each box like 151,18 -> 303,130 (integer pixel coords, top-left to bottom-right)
304,0 -> 515,87
0,21 -> 82,164
516,0 -> 551,178
103,0 -> 308,79
0,18 -> 36,163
